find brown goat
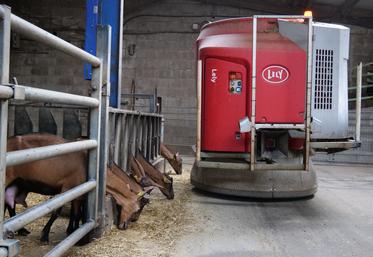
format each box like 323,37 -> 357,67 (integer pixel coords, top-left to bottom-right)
109,163 -> 152,222
106,166 -> 149,229
160,143 -> 182,175
5,133 -> 86,243
129,154 -> 162,189
5,134 -> 154,239
110,163 -> 148,196
135,152 -> 174,200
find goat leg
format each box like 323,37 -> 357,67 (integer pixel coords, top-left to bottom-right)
66,204 -> 75,235
4,193 -> 30,236
66,200 -> 82,235
40,207 -> 62,243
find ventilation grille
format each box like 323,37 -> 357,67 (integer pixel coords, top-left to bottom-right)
314,49 -> 334,110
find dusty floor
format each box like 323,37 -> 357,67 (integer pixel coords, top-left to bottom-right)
174,163 -> 373,257
12,160 -> 373,257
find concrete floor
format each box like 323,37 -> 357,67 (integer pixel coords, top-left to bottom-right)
174,161 -> 373,257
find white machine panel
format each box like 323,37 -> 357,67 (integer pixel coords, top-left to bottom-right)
279,21 -> 350,139
311,22 -> 350,139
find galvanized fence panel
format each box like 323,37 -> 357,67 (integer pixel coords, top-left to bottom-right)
0,5 -> 110,257
0,7 -> 11,255
108,108 -> 163,172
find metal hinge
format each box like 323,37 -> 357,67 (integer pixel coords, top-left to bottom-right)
102,83 -> 108,96
0,239 -> 19,257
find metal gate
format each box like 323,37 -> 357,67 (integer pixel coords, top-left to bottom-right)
0,5 -> 111,257
109,108 -> 164,171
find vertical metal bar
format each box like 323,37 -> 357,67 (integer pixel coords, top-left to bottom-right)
119,114 -> 126,169
250,16 -> 257,171
122,114 -> 130,171
143,117 -> 148,158
151,117 -> 154,160
130,114 -> 137,158
0,5 -> 11,241
161,117 -> 165,143
304,17 -> 313,171
87,52 -> 103,223
134,115 -> 140,155
196,60 -> 202,161
146,116 -> 152,161
142,116 -> 147,154
118,114 -> 123,168
150,117 -> 154,161
144,116 -> 148,159
153,117 -> 157,159
356,62 -> 362,143
108,112 -> 115,165
153,117 -> 156,159
138,116 -> 143,152
149,96 -> 155,113
114,114 -> 121,163
148,116 -> 153,161
129,114 -> 135,166
156,117 -> 160,157
96,25 -> 111,227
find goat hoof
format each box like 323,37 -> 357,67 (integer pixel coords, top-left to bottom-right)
17,228 -> 31,236
119,222 -> 129,230
40,239 -> 49,245
66,227 -> 74,235
40,236 -> 49,244
5,231 -> 15,239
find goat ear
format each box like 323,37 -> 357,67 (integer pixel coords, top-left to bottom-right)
163,176 -> 171,184
176,152 -> 182,161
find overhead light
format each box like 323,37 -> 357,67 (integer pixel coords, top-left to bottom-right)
304,10 -> 313,17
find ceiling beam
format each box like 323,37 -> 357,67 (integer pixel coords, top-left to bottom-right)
124,0 -> 162,16
339,0 -> 361,18
199,0 -> 373,28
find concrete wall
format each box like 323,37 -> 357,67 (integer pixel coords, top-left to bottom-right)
6,0 -> 89,95
4,0 -> 373,149
4,0 -> 89,137
121,0 -> 255,148
349,26 -> 373,74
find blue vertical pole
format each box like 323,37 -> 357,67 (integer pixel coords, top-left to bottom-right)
85,0 -> 122,108
98,0 -> 121,108
84,0 -> 98,80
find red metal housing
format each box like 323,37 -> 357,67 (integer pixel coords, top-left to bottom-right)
198,18 -> 307,152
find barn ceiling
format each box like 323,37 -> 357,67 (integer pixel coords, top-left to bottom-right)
125,0 -> 373,28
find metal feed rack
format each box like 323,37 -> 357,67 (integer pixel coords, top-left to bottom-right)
0,5 -> 111,257
109,108 -> 164,171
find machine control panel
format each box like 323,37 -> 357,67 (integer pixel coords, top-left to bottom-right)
229,72 -> 242,94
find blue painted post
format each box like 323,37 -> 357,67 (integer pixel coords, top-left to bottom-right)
99,0 -> 122,108
84,0 -> 123,108
84,0 -> 98,80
